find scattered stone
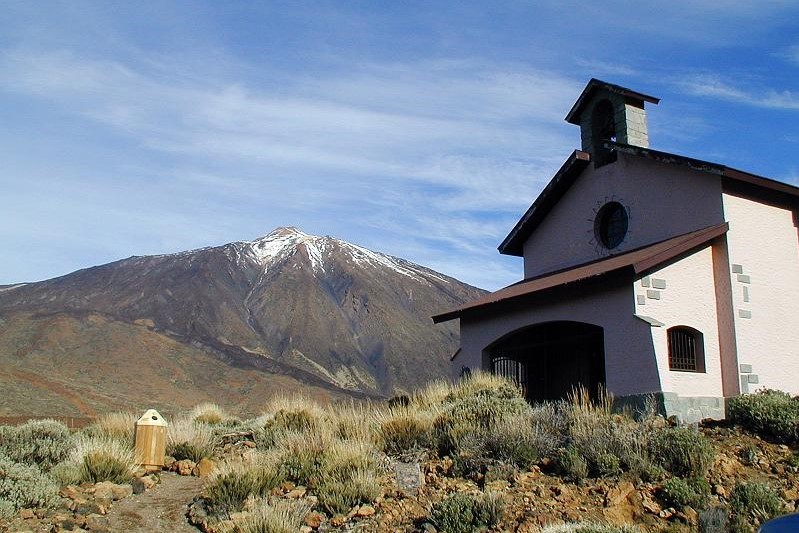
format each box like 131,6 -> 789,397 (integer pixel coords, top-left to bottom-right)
713,484 -> 727,498
163,456 -> 176,470
782,488 -> 799,501
604,481 -> 635,507
357,505 -> 376,517
85,514 -> 110,532
330,514 -> 347,527
175,459 -> 196,476
286,487 -> 307,499
93,482 -> 132,501
195,458 -> 216,477
19,508 -> 35,519
304,511 -> 324,528
659,507 -> 676,519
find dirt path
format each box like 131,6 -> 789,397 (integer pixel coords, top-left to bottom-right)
104,473 -> 203,532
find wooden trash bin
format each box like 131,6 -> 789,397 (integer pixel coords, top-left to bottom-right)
134,409 -> 167,471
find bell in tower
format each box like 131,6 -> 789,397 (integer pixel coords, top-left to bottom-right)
565,79 -> 660,167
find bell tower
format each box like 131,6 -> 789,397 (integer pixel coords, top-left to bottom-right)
565,79 -> 659,167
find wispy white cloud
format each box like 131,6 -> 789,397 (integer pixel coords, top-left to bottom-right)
674,73 -> 799,110
0,47 -> 579,288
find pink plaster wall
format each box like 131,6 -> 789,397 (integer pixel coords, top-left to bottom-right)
633,246 -> 724,397
522,153 -> 724,278
722,193 -> 799,395
457,275 -> 663,397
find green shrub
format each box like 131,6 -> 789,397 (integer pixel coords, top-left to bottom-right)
728,390 -> 799,443
0,499 -> 15,520
556,447 -> 588,483
375,407 -> 433,457
81,451 -> 132,483
0,419 -> 73,471
316,470 -> 381,515
729,482 -> 783,524
68,435 -> 136,484
431,492 -> 504,533
433,388 -> 531,456
0,455 -> 60,514
649,427 -> 714,478
659,477 -> 710,509
50,461 -> 82,486
205,458 -> 286,514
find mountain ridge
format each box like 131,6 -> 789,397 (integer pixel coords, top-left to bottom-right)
0,227 -> 485,416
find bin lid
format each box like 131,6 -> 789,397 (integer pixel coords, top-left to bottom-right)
136,409 -> 168,427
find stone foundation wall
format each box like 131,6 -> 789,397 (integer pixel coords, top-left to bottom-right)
614,392 -> 726,424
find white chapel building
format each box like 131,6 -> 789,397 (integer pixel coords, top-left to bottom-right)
434,79 -> 799,422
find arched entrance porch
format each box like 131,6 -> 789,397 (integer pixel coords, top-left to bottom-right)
486,321 -> 606,403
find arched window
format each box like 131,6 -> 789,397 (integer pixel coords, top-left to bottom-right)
667,326 -> 705,372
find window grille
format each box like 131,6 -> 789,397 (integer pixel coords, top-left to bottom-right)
667,326 -> 705,372
490,356 -> 528,396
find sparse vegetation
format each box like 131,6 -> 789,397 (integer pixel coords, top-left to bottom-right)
232,498 -> 313,533
728,389 -> 799,443
0,419 -> 73,471
649,427 -> 715,478
86,411 -> 138,444
0,455 -> 60,516
729,481 -> 783,525
658,476 -> 710,509
1,376 -> 798,532
68,435 -> 137,483
167,416 -> 218,462
430,491 -> 504,533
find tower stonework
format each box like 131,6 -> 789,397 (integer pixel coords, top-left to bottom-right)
565,79 -> 659,166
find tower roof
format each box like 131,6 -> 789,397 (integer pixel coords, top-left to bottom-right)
565,78 -> 660,125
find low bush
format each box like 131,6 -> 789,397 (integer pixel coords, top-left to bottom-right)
205,454 -> 286,514
698,506 -> 729,533
316,470 -> 381,515
0,455 -> 60,515
728,389 -> 799,443
729,482 -> 783,524
374,406 -> 433,457
235,498 -> 313,533
649,427 -> 714,478
68,435 -> 136,484
0,419 -> 74,471
560,387 -> 655,480
167,417 -> 218,462
556,446 -> 589,482
658,477 -> 710,509
430,492 -> 504,533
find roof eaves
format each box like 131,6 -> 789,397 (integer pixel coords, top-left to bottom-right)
498,150 -> 591,257
632,222 -> 729,275
565,78 -> 660,125
434,223 -> 728,324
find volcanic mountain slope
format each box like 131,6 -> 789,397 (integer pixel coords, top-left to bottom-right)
0,227 -> 485,416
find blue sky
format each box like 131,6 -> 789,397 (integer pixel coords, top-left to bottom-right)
1,1 -> 798,290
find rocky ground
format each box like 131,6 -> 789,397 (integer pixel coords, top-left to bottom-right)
2,423 -> 797,532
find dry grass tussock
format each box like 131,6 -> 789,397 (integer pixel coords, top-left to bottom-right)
328,400 -> 375,442
373,403 -> 434,457
167,416 -> 218,462
64,434 -> 137,483
86,411 -> 138,443
230,497 -> 313,533
190,403 -> 235,425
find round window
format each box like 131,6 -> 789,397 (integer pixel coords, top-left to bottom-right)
595,201 -> 628,249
